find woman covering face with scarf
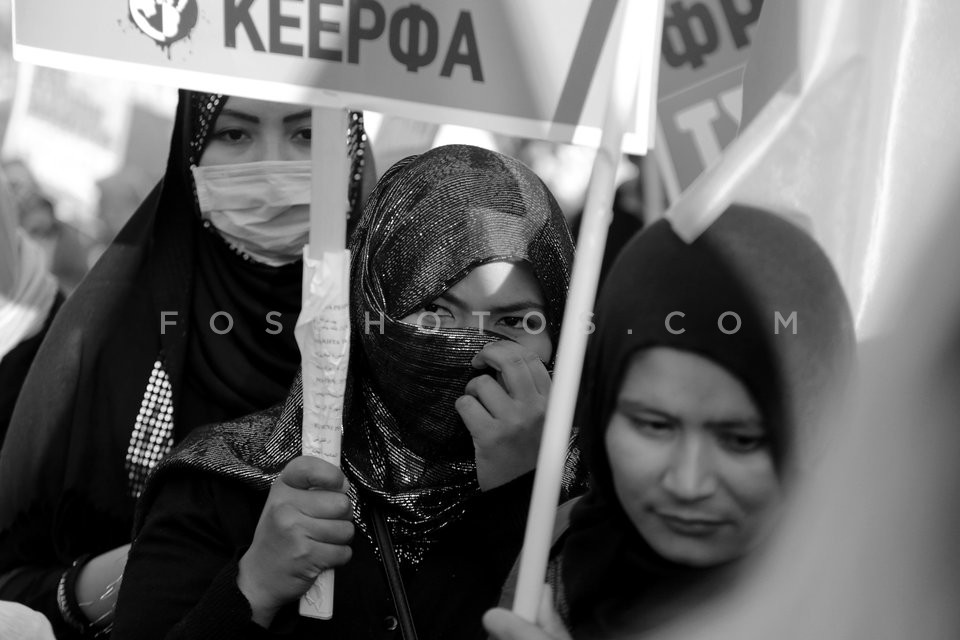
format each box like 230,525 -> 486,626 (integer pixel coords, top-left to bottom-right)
111,145 -> 584,640
486,205 -> 856,640
0,92 -> 368,638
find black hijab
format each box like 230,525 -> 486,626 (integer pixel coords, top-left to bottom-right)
559,205 -> 856,638
0,91 -> 366,615
344,145 -> 579,561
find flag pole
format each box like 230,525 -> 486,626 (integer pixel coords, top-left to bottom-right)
511,0 -> 664,621
297,106 -> 352,619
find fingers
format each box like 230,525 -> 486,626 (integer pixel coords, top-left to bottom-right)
279,456 -> 348,492
299,540 -> 353,573
284,488 -> 354,521
455,394 -> 495,435
463,374 -> 512,418
528,359 -> 552,397
275,457 -> 354,519
471,342 -> 547,397
301,518 -> 355,546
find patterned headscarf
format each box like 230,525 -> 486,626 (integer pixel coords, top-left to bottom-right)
343,145 -> 578,562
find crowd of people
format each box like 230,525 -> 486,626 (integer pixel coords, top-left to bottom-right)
0,55 -> 945,639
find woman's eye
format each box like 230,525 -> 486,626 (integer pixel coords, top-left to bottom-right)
719,433 -> 767,454
629,417 -> 674,436
497,316 -> 525,329
423,303 -> 452,317
212,128 -> 249,145
291,127 -> 312,144
417,304 -> 456,327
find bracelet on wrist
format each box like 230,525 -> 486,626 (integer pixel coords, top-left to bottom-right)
57,554 -> 113,637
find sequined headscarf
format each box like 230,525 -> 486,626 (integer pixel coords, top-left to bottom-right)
342,145 -> 576,559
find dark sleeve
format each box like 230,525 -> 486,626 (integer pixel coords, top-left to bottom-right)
468,471 -> 535,544
112,473 -> 275,640
0,291 -> 83,639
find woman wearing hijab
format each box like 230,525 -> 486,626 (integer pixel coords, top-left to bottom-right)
0,91 -> 368,638
110,145 -> 584,640
485,205 -> 856,640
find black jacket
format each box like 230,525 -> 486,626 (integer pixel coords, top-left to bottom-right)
113,469 -> 532,640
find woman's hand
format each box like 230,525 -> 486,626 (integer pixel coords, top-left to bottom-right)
483,585 -> 572,640
457,341 -> 551,491
237,456 -> 354,628
74,543 -> 131,627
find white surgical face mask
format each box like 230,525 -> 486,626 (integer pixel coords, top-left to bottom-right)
192,160 -> 311,266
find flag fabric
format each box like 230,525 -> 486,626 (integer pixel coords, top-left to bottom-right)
665,0 -> 960,336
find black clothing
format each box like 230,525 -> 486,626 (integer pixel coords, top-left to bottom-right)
0,290 -> 62,448
113,468 -> 532,640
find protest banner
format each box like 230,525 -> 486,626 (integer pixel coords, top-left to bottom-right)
13,0 -> 657,153
656,0 -> 763,198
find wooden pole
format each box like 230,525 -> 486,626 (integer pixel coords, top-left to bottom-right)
511,0 -> 663,621
297,106 -> 352,619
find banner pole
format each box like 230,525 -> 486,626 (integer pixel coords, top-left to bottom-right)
297,106 -> 351,620
511,0 -> 664,622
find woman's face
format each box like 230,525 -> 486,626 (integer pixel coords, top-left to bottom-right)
199,97 -> 312,166
605,347 -> 781,567
401,260 -> 553,363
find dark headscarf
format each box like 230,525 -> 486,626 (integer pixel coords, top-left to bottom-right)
137,145 -> 582,566
0,91 -> 366,625
344,145 -> 578,561
559,205 -> 856,638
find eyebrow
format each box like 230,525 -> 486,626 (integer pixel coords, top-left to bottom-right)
705,419 -> 765,430
616,400 -> 679,423
218,109 -> 259,124
435,292 -> 546,315
216,109 -> 312,125
616,400 -> 763,429
282,110 -> 312,124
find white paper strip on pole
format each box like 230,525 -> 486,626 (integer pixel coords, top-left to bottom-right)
294,107 -> 352,618
11,0 -> 656,154
294,248 -> 350,620
511,0 -> 665,622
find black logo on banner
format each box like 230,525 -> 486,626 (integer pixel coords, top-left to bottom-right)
130,0 -> 198,47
